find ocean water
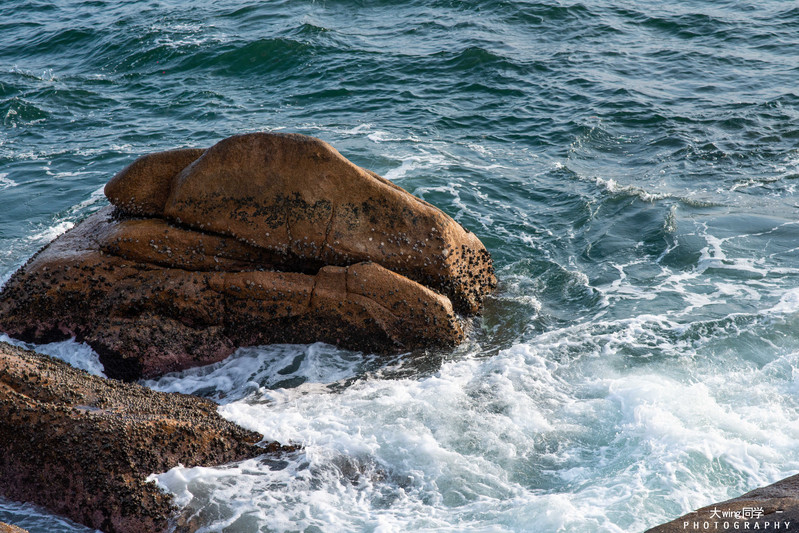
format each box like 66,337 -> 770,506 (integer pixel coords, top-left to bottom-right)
2,1 -> 799,531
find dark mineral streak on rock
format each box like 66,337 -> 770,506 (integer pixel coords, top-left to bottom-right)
0,132 -> 495,380
0,341 -> 293,533
645,474 -> 799,532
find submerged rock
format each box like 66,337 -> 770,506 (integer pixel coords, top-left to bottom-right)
646,474 -> 799,532
0,341 -> 293,533
0,133 -> 495,380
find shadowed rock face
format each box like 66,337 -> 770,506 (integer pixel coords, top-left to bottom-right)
0,133 -> 495,380
645,475 -> 799,532
0,341 -> 293,533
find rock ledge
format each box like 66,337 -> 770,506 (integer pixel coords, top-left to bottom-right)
0,341 -> 294,533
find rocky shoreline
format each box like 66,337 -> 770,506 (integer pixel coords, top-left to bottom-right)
2,133 -> 798,533
0,133 -> 495,531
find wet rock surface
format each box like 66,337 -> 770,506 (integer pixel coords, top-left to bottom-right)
646,474 -> 799,532
0,133 -> 495,380
0,341 -> 293,533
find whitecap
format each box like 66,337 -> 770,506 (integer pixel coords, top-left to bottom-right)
9,65 -> 58,82
383,158 -> 418,181
336,123 -> 373,135
767,288 -> 799,316
138,324 -> 799,532
366,130 -> 420,143
71,185 -> 107,212
594,176 -> 670,203
26,220 -> 74,245
0,173 -> 17,190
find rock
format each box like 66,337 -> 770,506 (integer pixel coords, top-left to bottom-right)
646,475 -> 799,532
0,341 -> 295,533
106,133 -> 494,313
0,207 -> 463,380
0,522 -> 29,533
0,133 -> 495,380
105,148 -> 205,218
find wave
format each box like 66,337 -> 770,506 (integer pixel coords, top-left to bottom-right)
0,498 -> 93,533
142,310 -> 799,532
2,97 -> 49,128
503,2 -> 595,25
175,37 -> 318,76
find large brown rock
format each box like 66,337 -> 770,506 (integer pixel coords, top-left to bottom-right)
646,475 -> 799,532
0,341 -> 294,533
0,206 -> 463,380
106,133 -> 495,313
0,133 -> 494,380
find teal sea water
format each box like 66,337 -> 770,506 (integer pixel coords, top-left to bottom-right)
2,1 -> 799,531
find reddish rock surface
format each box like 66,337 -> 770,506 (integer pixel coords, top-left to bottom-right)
0,341 -> 293,533
0,133 -> 495,380
646,474 -> 799,532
